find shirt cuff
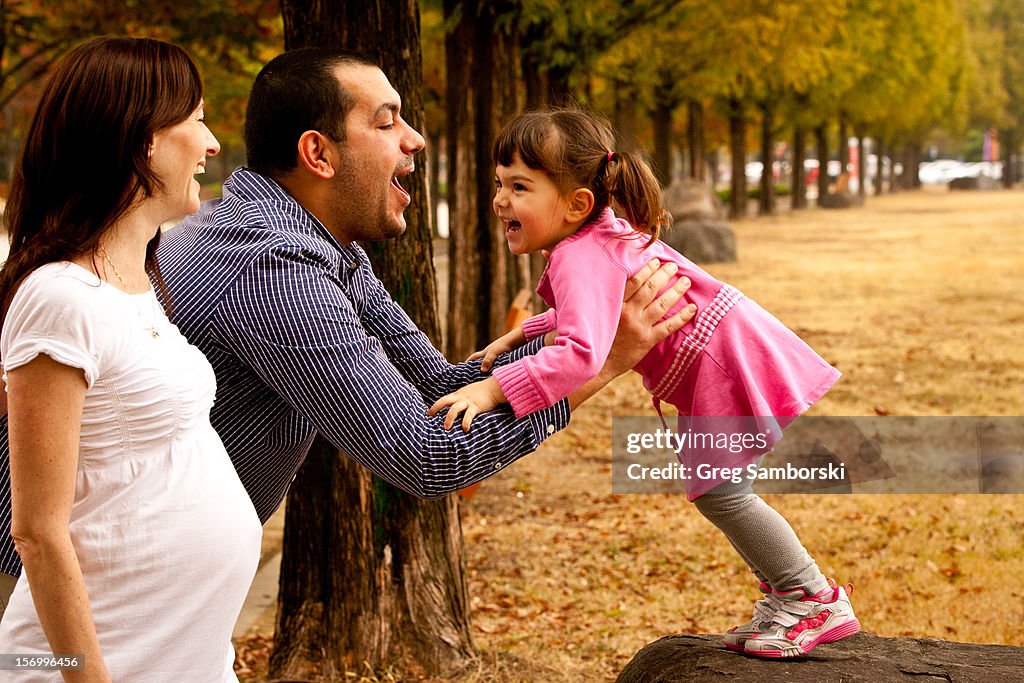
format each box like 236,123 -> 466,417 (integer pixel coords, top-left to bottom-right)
492,361 -> 551,418
526,397 -> 570,447
521,310 -> 556,341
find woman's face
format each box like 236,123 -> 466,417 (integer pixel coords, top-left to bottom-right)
149,100 -> 220,219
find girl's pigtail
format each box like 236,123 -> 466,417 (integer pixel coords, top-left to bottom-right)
603,151 -> 671,245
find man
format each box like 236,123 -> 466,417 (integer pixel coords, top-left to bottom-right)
0,48 -> 692,611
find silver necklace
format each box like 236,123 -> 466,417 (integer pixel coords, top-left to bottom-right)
99,246 -> 160,339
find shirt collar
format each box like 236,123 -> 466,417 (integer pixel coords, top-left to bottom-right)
225,166 -> 364,264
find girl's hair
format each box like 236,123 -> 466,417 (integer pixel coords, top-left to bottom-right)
492,108 -> 670,243
0,36 -> 203,323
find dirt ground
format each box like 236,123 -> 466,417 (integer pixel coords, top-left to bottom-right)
236,186 -> 1024,681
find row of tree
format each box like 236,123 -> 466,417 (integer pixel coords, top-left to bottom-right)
432,0 -> 1024,363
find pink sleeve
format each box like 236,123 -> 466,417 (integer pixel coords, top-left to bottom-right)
521,309 -> 557,341
492,240 -> 628,417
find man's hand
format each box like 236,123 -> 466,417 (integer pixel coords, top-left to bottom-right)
568,260 -> 695,409
428,376 -> 507,431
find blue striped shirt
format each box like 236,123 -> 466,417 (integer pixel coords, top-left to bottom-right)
0,167 -> 569,576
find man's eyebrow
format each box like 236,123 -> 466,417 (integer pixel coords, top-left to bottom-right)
373,102 -> 400,119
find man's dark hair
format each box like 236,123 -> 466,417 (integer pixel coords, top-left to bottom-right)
244,47 -> 378,177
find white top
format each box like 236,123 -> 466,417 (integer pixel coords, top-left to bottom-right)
0,262 -> 261,682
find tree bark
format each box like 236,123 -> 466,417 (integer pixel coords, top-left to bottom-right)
815,124 -> 829,204
791,126 -> 807,209
727,99 -> 747,220
274,1 -> 474,678
758,101 -> 775,216
686,100 -> 705,182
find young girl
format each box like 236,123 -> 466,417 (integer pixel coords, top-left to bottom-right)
429,109 -> 860,658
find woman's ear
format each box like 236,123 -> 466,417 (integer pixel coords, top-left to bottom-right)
565,187 -> 595,223
296,130 -> 336,179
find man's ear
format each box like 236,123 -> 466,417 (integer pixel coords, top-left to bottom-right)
296,130 -> 336,179
565,187 -> 595,223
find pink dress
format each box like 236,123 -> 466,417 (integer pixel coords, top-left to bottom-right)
491,209 -> 840,498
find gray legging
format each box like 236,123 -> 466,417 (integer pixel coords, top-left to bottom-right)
693,474 -> 830,596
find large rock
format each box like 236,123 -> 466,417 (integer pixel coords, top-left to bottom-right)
662,178 -> 725,222
661,219 -> 737,264
661,179 -> 736,264
616,632 -> 1024,682
949,175 -> 1000,190
818,192 -> 865,209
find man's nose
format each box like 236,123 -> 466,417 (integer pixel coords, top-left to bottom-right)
403,122 -> 425,155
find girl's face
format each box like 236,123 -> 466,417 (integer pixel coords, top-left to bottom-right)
149,100 -> 220,220
493,154 -> 580,256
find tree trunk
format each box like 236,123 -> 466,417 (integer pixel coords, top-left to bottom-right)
429,130 -> 442,233
495,21 -> 530,315
651,97 -> 674,188
856,134 -> 866,198
1000,129 -> 1019,187
613,79 -> 640,153
902,144 -> 922,189
838,113 -> 849,176
815,124 -> 829,204
469,4 -> 508,343
758,101 -> 775,216
874,140 -> 886,196
274,1 -> 474,678
728,99 -> 746,220
686,100 -> 705,182
547,64 -> 573,106
791,126 -> 807,210
444,0 -> 521,351
444,0 -> 490,361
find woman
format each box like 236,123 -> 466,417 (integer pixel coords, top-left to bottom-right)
0,37 -> 261,681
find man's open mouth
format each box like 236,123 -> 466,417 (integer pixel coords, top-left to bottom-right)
391,175 -> 411,202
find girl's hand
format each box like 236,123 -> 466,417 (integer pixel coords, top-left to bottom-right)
428,377 -> 507,431
466,328 -> 526,373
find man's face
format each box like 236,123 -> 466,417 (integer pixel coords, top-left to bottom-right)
329,64 -> 425,244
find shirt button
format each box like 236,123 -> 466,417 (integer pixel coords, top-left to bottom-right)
494,462 -> 502,469
349,261 -> 359,270
546,424 -> 555,435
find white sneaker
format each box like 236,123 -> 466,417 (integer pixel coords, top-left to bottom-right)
743,580 -> 860,658
723,582 -> 784,652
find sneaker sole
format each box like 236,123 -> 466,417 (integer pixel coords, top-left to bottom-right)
745,618 -> 861,658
